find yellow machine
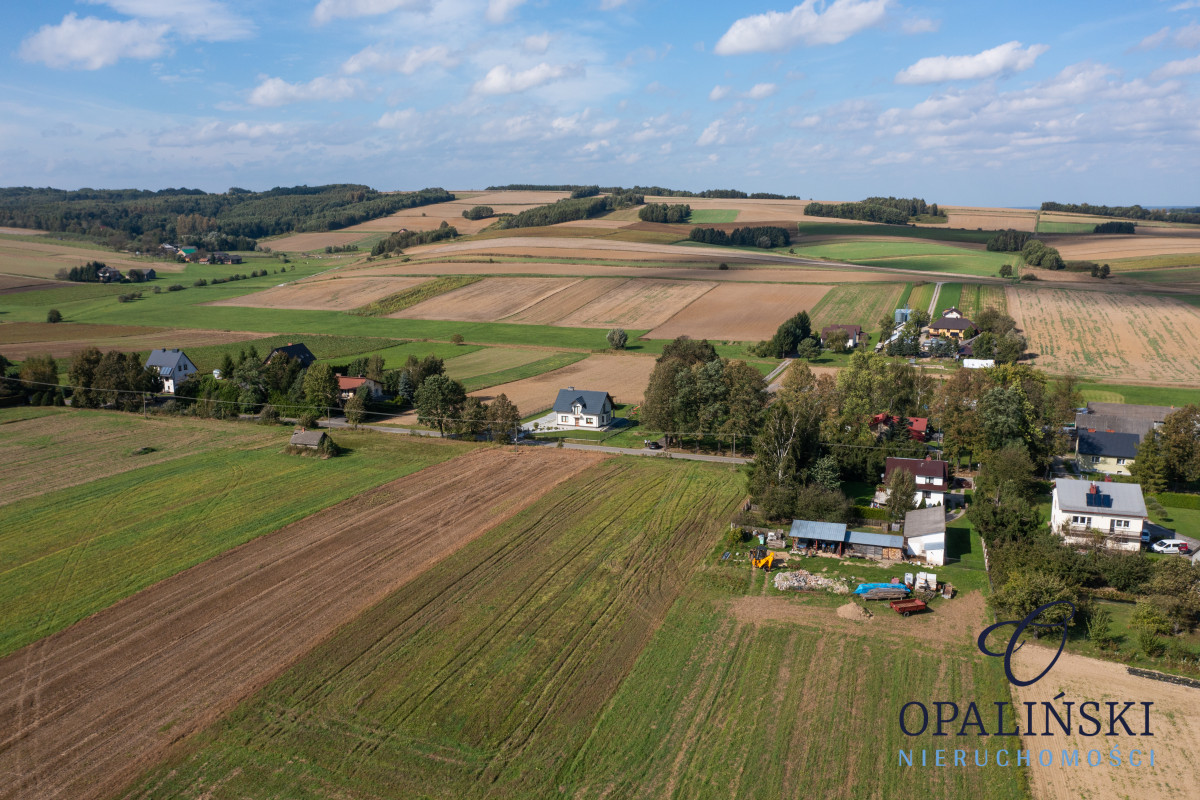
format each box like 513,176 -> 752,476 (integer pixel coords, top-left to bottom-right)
750,546 -> 776,571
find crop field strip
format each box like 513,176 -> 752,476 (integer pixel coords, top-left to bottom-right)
0,447 -> 603,800
468,352 -> 658,413
208,276 -> 429,311
119,457 -> 745,800
0,427 -> 477,659
391,276 -> 579,322
906,282 -> 935,314
807,282 -> 907,337
934,283 -> 963,317
1007,286 -> 1200,384
645,282 -> 832,341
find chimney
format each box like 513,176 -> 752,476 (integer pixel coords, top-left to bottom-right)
925,455 -> 932,461
567,386 -> 574,391
1088,483 -> 1099,495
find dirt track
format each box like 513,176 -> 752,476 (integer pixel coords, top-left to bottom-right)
0,446 -> 603,800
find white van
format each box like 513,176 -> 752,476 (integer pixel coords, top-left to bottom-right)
1152,539 -> 1192,555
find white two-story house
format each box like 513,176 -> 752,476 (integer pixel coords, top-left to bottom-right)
145,348 -> 197,394
1050,478 -> 1147,552
552,388 -> 614,429
880,456 -> 949,507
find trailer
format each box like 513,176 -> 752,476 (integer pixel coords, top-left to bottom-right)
889,598 -> 928,617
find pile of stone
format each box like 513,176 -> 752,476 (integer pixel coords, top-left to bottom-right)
773,570 -> 850,594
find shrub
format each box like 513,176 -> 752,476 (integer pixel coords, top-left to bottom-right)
151,285 -> 161,294
450,333 -> 465,345
1138,629 -> 1165,658
168,284 -> 184,291
259,404 -> 280,425
193,278 -> 208,287
297,409 -> 320,429
46,309 -> 62,323
718,262 -> 729,270
317,435 -> 340,458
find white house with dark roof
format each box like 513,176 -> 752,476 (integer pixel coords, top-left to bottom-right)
145,348 -> 197,393
1076,430 -> 1140,475
1051,479 -> 1147,552
878,456 -> 950,507
552,387 -> 613,429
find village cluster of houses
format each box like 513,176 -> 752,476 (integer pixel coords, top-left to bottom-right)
158,244 -> 243,264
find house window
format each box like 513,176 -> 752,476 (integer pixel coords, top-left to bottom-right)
1116,458 -> 1127,465
561,416 -> 569,423
1090,457 -> 1101,464
1113,519 -> 1131,529
1071,515 -> 1092,526
587,418 -> 594,425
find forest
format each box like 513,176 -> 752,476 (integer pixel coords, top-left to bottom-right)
687,225 -> 790,247
803,196 -> 934,224
0,185 -> 453,251
484,184 -> 798,199
495,192 -> 643,229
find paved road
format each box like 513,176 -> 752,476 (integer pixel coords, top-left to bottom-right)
766,359 -> 793,393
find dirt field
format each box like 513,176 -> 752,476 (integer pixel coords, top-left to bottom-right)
0,239 -> 184,279
1043,234 -> 1200,261
501,276 -> 628,323
552,278 -> 716,329
0,447 -> 602,800
341,190 -> 570,235
647,282 -> 831,340
1007,286 -> 1200,384
346,259 -> 895,283
1013,647 -> 1199,800
0,326 -> 275,361
470,353 -> 657,412
391,276 -> 575,321
0,228 -> 46,236
0,275 -> 59,294
260,230 -> 372,252
208,276 -> 428,311
943,206 -> 1038,232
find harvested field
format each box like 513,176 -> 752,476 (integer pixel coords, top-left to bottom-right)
121,457 -> 743,800
0,408 -> 274,506
809,282 -> 908,335
470,353 -> 657,412
942,206 -> 1037,231
501,277 -> 627,323
1043,234 -> 1200,261
391,276 -> 575,322
1013,647 -> 1199,800
346,259 -> 894,283
0,227 -> 47,236
0,239 -> 184,279
0,275 -> 58,295
260,230 -> 371,252
0,325 -> 275,361
958,284 -> 1009,317
342,190 -> 569,234
553,278 -> 716,329
0,447 -> 602,800
1007,287 -> 1200,384
208,276 -> 427,311
647,282 -> 831,341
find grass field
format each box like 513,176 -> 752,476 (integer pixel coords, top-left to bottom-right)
321,339 -> 482,369
1106,254 -> 1200,271
793,240 -> 1015,277
689,209 -> 738,223
906,282 -> 935,314
794,222 -> 995,244
957,283 -> 1008,317
0,415 -> 474,657
1078,381 -> 1200,406
458,351 -> 589,393
934,282 -> 963,316
121,455 -> 1025,800
353,275 -> 480,316
1035,221 -> 1096,234
809,282 -> 907,336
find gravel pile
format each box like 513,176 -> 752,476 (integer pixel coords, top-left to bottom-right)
773,570 -> 850,594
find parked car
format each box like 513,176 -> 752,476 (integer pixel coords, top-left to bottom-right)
1152,539 -> 1192,555
643,440 -> 662,450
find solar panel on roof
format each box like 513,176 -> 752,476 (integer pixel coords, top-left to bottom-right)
1084,493 -> 1114,508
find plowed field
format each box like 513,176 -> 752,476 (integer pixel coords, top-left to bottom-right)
210,276 -> 428,311
647,282 -> 831,341
553,279 -> 716,329
0,447 -> 602,800
501,277 -> 627,323
1007,287 -> 1200,384
391,276 -> 574,321
0,326 -> 274,360
345,260 -> 892,283
942,206 -> 1037,231
470,353 -> 657,411
1044,234 -> 1200,261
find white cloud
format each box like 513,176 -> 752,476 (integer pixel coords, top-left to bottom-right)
473,62 -> 581,94
1153,53 -> 1200,79
19,14 -> 168,70
600,0 -> 629,9
747,82 -> 778,98
696,120 -> 724,146
696,118 -> 755,146
1170,1 -> 1200,9
1139,26 -> 1171,50
487,0 -> 527,23
1139,23 -> 1200,50
901,17 -> 939,34
522,33 -> 552,54
85,0 -> 254,41
377,109 -> 419,129
342,44 -> 458,75
895,41 -> 1048,84
709,85 -> 731,100
714,0 -> 890,55
312,0 -> 426,25
248,75 -> 364,106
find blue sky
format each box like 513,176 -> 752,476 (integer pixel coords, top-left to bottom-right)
3,0 -> 1200,205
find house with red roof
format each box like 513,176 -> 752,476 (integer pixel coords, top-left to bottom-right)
338,376 -> 382,401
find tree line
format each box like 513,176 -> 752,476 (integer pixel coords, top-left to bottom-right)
484,184 -> 798,199
461,206 -> 493,220
495,192 -> 643,229
0,185 -> 453,252
985,229 -> 1033,251
687,225 -> 789,248
371,222 -> 459,256
1021,239 -> 1065,269
638,203 -> 691,223
1041,201 -> 1200,226
1093,221 -> 1135,234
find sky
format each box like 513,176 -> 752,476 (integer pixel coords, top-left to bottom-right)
3,0 -> 1200,205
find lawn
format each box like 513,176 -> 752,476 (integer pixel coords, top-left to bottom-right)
792,240 -> 1016,277
0,416 -> 474,657
1078,381 -> 1200,407
688,209 -> 738,223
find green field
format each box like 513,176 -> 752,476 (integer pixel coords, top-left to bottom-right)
1034,221 -> 1096,234
0,412 -> 474,657
794,222 -> 995,244
322,340 -> 483,369
808,282 -> 907,338
1078,381 -> 1200,407
934,283 -> 963,316
906,282 -> 935,314
170,334 -> 411,372
122,456 -> 1023,799
1107,254 -> 1200,272
793,240 -> 1016,277
688,209 -> 739,223
459,351 -> 589,393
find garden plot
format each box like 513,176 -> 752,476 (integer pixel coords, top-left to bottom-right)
553,279 -> 717,329
390,277 -> 576,322
647,282 -> 831,341
1007,287 -> 1200,384
209,276 -> 428,311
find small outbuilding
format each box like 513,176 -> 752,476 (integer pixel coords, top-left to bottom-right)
904,506 -> 947,566
788,519 -> 905,560
289,429 -> 328,449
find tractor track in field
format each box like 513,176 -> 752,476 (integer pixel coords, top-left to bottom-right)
0,447 -> 604,800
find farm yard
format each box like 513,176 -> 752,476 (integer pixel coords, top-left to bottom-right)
0,447 -> 601,800
1006,287 -> 1200,385
209,276 -> 429,311
646,282 -> 832,341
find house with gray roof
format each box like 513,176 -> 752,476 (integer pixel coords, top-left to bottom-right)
551,387 -> 613,429
903,506 -> 947,566
289,429 -> 328,449
266,342 -> 317,369
788,519 -> 904,560
1076,430 -> 1140,476
145,348 -> 197,393
1051,478 -> 1147,552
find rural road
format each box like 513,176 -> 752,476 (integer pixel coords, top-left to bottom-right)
927,282 -> 943,316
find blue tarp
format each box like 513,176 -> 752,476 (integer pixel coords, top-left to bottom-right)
853,582 -> 908,595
